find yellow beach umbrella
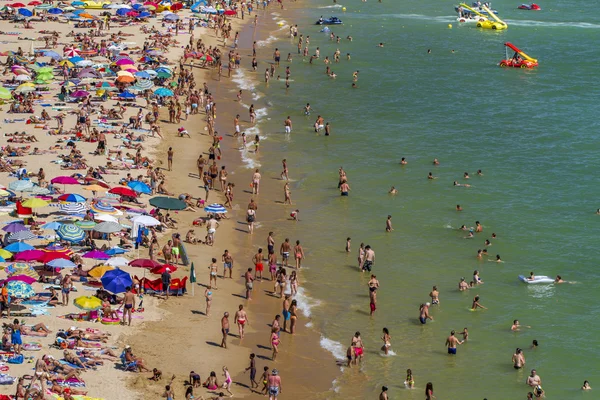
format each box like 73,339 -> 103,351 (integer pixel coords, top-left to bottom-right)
83,184 -> 108,192
59,60 -> 74,68
88,265 -> 114,278
0,249 -> 13,259
0,189 -> 11,197
74,295 -> 103,310
22,198 -> 49,208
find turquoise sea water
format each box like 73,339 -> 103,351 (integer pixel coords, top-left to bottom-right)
234,0 -> 600,398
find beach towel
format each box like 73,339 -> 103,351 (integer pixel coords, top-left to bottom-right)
0,373 -> 15,385
22,342 -> 42,351
47,377 -> 86,388
59,360 -> 84,369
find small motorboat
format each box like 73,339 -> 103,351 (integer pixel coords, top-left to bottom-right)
315,16 -> 343,25
457,14 -> 488,23
518,3 -> 541,10
455,4 -> 498,14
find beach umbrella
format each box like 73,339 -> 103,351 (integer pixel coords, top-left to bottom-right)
14,249 -> 45,262
27,186 -> 51,195
126,181 -> 151,194
11,2 -> 26,6
6,263 -> 38,279
137,11 -> 151,17
163,13 -> 178,20
58,193 -> 86,203
9,180 -> 33,192
0,249 -> 13,259
2,223 -> 27,233
115,58 -> 134,66
57,224 -> 85,243
4,242 -> 33,252
154,87 -> 173,97
83,250 -> 110,260
109,187 -> 137,197
88,265 -> 114,278
68,56 -> 83,64
41,221 -> 62,230
7,281 -> 35,299
116,75 -> 135,83
108,3 -> 130,8
91,201 -> 118,214
116,7 -> 130,15
0,189 -> 11,197
18,8 -> 33,17
131,215 -> 160,227
83,184 -> 108,193
58,60 -> 74,68
130,80 -> 154,91
106,257 -> 128,267
8,230 -> 36,242
0,87 -> 12,100
58,202 -> 87,214
21,198 -> 49,209
74,220 -> 96,230
101,268 -> 133,294
149,196 -> 186,210
134,70 -> 151,79
63,48 -> 80,57
40,250 -> 71,264
28,1 -> 41,5
151,264 -> 177,274
70,90 -> 89,98
129,258 -> 161,268
204,203 -> 227,214
156,70 -> 172,79
93,213 -> 119,223
47,258 -> 76,269
15,75 -> 31,81
79,12 -> 95,19
118,91 -> 136,99
76,60 -> 93,68
94,221 -> 122,234
105,246 -> 127,256
35,3 -> 52,9
51,176 -> 80,185
4,274 -> 36,284
71,0 -> 85,5
170,2 -> 183,10
74,295 -> 103,311
48,7 -> 63,14
116,70 -> 134,78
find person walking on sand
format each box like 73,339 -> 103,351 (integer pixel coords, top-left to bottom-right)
381,328 -> 391,355
280,238 -> 291,268
204,287 -> 212,317
220,312 -> 229,348
247,207 -> 256,234
270,327 -> 280,360
244,353 -> 258,389
161,268 -> 172,300
167,147 -> 174,171
208,258 -> 218,289
222,249 -> 234,279
268,369 -> 282,400
293,240 -> 305,269
61,274 -> 73,306
252,169 -> 261,195
280,159 -> 289,180
244,268 -> 254,300
122,286 -> 135,326
284,182 -> 292,205
254,248 -> 264,281
235,305 -> 249,339
288,299 -> 298,334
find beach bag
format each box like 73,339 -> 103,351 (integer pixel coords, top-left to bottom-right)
7,354 -> 23,364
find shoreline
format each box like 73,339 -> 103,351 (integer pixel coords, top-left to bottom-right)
126,3 -> 340,399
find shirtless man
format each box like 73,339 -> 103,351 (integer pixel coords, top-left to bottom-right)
252,169 -> 261,195
445,330 -> 463,355
280,159 -> 289,180
244,268 -> 254,300
220,312 -> 230,348
234,305 -> 249,339
233,114 -> 240,137
512,348 -> 526,369
280,238 -> 291,268
458,277 -> 469,291
206,216 -> 219,246
526,369 -> 541,387
122,286 -> 136,326
253,248 -> 264,281
284,116 -> 292,134
222,250 -> 234,279
268,369 -> 282,400
360,245 -> 375,272
429,286 -> 440,304
385,215 -> 393,232
419,303 -> 433,324
61,274 -> 73,306
379,386 -> 389,400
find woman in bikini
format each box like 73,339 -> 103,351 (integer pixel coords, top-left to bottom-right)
205,287 -> 213,317
268,250 -> 278,282
203,371 -> 219,391
294,240 -> 304,269
270,327 -> 280,361
381,327 -> 391,355
289,271 -> 299,297
288,300 -> 298,334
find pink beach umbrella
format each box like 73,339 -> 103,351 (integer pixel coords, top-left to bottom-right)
14,249 -> 45,262
115,58 -> 134,66
4,274 -> 37,285
70,90 -> 89,98
82,250 -> 110,260
51,176 -> 80,185
63,47 -> 81,57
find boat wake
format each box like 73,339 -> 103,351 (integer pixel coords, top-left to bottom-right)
505,19 -> 600,29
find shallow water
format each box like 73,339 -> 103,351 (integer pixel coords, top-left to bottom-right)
234,0 -> 600,398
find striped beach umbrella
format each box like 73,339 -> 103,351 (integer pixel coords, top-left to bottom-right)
94,221 -> 122,234
6,263 -> 38,279
57,202 -> 87,214
57,224 -> 86,243
9,180 -> 33,192
204,203 -> 227,213
8,230 -> 36,242
90,201 -> 118,214
75,220 -> 96,230
58,193 -> 86,203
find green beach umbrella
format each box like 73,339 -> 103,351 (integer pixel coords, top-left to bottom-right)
0,87 -> 12,99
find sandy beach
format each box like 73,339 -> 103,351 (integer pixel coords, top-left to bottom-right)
0,1 -> 339,399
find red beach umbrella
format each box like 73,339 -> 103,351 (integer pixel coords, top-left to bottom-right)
170,2 -> 183,10
109,187 -> 137,197
129,258 -> 162,268
41,251 -> 72,263
150,265 -> 177,274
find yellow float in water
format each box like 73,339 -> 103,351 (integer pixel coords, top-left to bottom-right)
342,7 -> 346,11
448,24 -> 452,28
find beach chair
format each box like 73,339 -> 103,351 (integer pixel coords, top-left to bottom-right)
119,350 -> 137,372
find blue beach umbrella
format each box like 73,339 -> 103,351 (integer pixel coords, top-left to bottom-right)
60,193 -> 86,203
131,3 -> 143,10
47,258 -> 76,269
7,280 -> 35,299
2,223 -> 27,233
164,13 -> 178,21
105,246 -> 127,255
18,8 -> 33,17
118,91 -> 136,99
101,268 -> 133,294
116,8 -> 129,15
72,8 -> 85,13
4,242 -> 34,252
127,181 -> 151,194
57,224 -> 86,243
48,7 -> 63,14
71,0 -> 85,5
154,87 -> 173,97
41,221 -> 62,230
41,50 -> 61,60
8,230 -> 36,242
68,56 -> 83,64
137,11 -> 151,18
134,70 -> 151,79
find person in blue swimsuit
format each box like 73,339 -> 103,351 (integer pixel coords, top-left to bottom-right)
11,319 -> 22,354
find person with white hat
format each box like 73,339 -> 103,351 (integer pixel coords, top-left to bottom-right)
268,369 -> 282,400
161,268 -> 172,299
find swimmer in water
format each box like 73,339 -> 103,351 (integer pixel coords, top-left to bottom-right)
377,42 -> 384,47
456,204 -> 462,211
389,186 -> 398,194
464,172 -> 470,179
464,231 -> 474,239
385,215 -> 393,232
458,277 -> 469,291
304,103 -> 311,115
582,380 -> 592,390
485,239 -> 491,246
400,157 -> 407,165
471,295 -> 487,310
531,340 -> 538,349
477,169 -> 483,176
458,327 -> 468,342
429,286 -> 439,304
554,275 -> 564,283
512,320 -> 531,331
428,172 -> 437,180
460,225 -> 468,231
492,233 -> 497,238
495,254 -> 503,263
433,158 -> 440,165
454,181 -> 471,187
